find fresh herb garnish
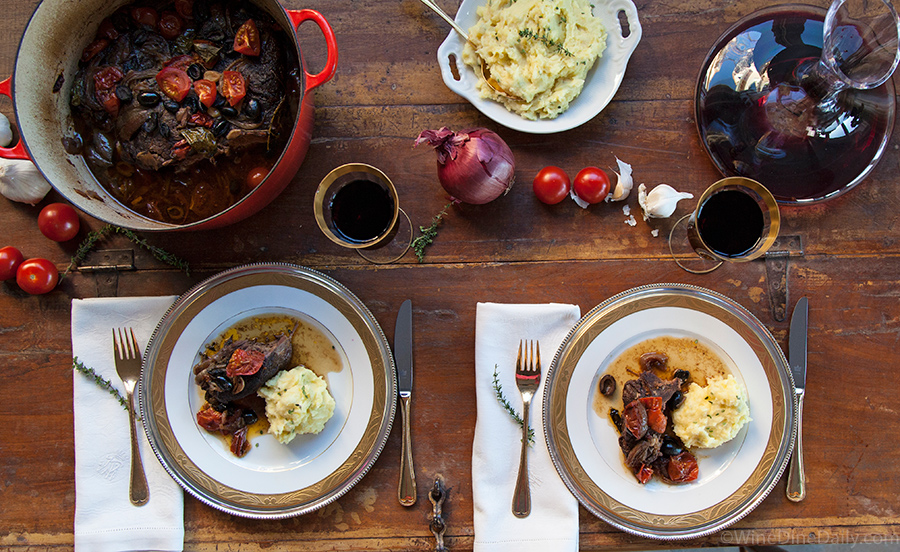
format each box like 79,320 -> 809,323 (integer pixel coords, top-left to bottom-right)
63,224 -> 190,278
73,357 -> 128,411
518,28 -> 574,56
493,364 -> 535,445
411,202 -> 453,263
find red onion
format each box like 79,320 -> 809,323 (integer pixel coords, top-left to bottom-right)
415,127 -> 515,204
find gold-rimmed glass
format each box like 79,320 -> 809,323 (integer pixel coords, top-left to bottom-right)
314,163 -> 412,264
669,177 -> 781,274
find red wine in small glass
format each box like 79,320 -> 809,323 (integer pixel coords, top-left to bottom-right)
696,189 -> 765,258
329,178 -> 395,243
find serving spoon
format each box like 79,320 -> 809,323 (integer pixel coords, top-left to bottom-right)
418,0 -> 523,102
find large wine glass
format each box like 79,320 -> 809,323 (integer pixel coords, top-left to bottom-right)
695,0 -> 900,204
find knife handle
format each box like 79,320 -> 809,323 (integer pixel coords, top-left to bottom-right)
786,389 -> 806,502
398,393 -> 416,506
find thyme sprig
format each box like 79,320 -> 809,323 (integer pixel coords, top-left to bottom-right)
492,364 -> 535,445
73,356 -> 128,411
411,202 -> 453,263
63,224 -> 190,278
518,28 -> 574,57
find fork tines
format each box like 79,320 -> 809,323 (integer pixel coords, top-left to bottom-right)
516,339 -> 541,376
113,328 -> 139,360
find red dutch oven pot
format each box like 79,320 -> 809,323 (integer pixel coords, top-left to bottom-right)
0,0 -> 337,231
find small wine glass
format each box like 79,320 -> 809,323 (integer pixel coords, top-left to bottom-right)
669,177 -> 781,274
313,163 -> 412,264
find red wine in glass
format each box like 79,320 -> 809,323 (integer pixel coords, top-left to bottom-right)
696,189 -> 765,258
330,178 -> 395,243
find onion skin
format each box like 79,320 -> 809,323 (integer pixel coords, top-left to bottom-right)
415,127 -> 515,204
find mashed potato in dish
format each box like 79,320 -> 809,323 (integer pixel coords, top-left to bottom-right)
258,366 -> 335,444
461,0 -> 607,120
673,375 -> 751,449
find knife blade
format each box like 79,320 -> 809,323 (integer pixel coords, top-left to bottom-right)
395,299 -> 416,506
786,296 -> 808,502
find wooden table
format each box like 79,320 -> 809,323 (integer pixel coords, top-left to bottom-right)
2,0 -> 899,549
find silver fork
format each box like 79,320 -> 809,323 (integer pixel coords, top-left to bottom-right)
512,339 -> 541,518
114,328 -> 150,506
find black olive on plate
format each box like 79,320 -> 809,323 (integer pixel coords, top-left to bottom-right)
667,390 -> 684,410
639,352 -> 668,372
674,369 -> 690,383
115,84 -> 133,103
187,63 -> 204,80
241,410 -> 258,426
609,408 -> 623,433
210,375 -> 233,393
137,91 -> 160,107
163,99 -> 180,113
661,435 -> 685,457
220,105 -> 238,118
243,98 -> 260,120
213,118 -> 230,137
141,112 -> 158,134
598,374 -> 616,397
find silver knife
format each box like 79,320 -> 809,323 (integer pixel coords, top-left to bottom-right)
395,299 -> 416,506
786,297 -> 808,502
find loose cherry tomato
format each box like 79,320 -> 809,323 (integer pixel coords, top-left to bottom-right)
131,6 -> 159,28
16,258 -> 58,295
233,19 -> 261,56
573,166 -> 611,204
0,246 -> 24,281
156,66 -> 191,102
221,70 -> 246,106
174,0 -> 193,19
667,451 -> 699,483
246,166 -> 269,189
157,11 -> 184,40
38,203 -> 81,242
194,79 -> 217,107
533,166 -> 571,205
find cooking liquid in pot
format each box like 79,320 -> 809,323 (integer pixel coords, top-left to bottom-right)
65,0 -> 301,224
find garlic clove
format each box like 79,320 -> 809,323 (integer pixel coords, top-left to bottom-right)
606,156 -> 633,202
0,157 -> 52,205
638,183 -> 693,220
570,186 -> 590,209
0,113 -> 12,148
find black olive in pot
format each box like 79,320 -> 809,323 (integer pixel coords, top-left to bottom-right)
62,134 -> 84,155
142,112 -> 158,134
243,98 -> 260,120
164,99 -> 180,113
115,84 -> 133,103
674,369 -> 690,383
137,91 -> 160,107
220,105 -> 238,118
598,374 -> 616,397
159,122 -> 171,139
187,63 -> 204,80
213,118 -> 230,137
213,94 -> 227,108
184,95 -> 200,113
661,435 -> 685,457
639,352 -> 668,372
609,408 -> 623,434
667,390 -> 684,410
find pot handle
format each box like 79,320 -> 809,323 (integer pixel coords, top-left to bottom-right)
0,77 -> 29,160
287,10 -> 338,91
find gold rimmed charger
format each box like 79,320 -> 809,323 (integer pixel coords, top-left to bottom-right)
140,263 -> 396,518
542,284 -> 795,539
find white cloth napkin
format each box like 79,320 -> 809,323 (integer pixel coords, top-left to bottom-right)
473,302 -> 582,552
71,296 -> 184,552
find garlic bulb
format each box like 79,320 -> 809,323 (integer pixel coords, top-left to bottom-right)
0,113 -> 12,148
606,156 -> 633,202
638,183 -> 693,220
0,158 -> 52,205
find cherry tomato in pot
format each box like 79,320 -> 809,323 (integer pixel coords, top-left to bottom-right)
221,71 -> 247,106
246,166 -> 269,189
157,67 -> 191,102
174,0 -> 193,19
533,166 -> 571,205
194,79 -> 217,107
38,203 -> 81,242
0,246 -> 24,281
234,19 -> 261,56
157,11 -> 184,40
131,6 -> 159,28
573,166 -> 610,204
16,258 -> 58,295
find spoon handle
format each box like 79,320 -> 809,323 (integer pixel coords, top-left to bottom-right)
418,0 -> 469,41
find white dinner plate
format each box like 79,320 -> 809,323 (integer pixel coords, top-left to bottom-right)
436,0 -> 642,134
140,263 -> 396,518
543,284 -> 795,539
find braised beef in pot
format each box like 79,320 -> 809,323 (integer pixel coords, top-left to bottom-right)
66,0 -> 301,224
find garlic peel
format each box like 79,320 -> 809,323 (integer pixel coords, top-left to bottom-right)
0,158 -> 52,205
638,183 -> 693,220
606,156 -> 633,202
0,113 -> 12,148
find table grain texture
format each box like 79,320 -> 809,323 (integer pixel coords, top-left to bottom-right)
1,0 -> 898,550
